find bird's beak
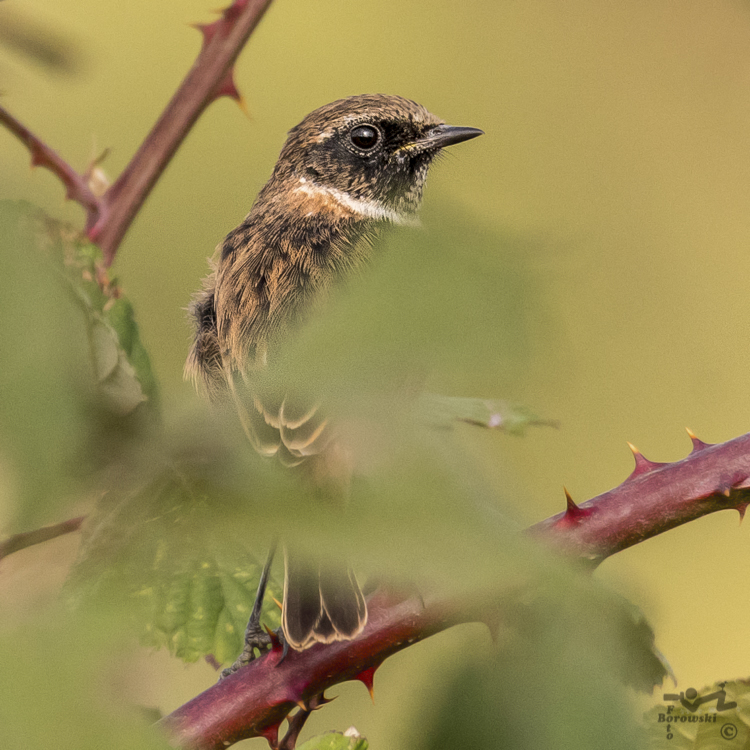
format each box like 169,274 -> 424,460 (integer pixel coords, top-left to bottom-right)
413,124 -> 484,150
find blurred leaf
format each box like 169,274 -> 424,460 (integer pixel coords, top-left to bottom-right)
414,576 -> 663,750
418,392 -> 558,435
262,204 -> 545,412
46,211 -> 159,417
0,6 -> 84,75
67,408 -> 282,664
239,204 -> 554,592
0,607 -> 171,750
0,201 -> 92,525
0,200 -> 159,527
66,204 -> 557,660
643,680 -> 750,748
298,731 -> 368,750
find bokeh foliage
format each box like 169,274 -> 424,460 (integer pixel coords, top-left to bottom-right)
0,607 -> 171,750
0,198 -> 668,748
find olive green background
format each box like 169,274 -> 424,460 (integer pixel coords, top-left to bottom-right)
2,0 -> 750,745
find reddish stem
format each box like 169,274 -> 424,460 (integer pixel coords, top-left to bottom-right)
160,592 -> 462,750
91,0 -> 275,265
528,431 -> 750,558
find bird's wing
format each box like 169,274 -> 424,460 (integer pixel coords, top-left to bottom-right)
227,368 -> 334,467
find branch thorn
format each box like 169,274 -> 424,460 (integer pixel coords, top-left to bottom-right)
554,488 -> 594,528
626,442 -> 666,478
354,666 -> 377,703
686,428 -> 712,453
258,721 -> 281,749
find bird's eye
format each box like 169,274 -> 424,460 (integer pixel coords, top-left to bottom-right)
349,125 -> 380,150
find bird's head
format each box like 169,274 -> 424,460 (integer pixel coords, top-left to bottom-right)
272,94 -> 483,223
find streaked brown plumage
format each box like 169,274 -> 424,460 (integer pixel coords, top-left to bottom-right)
186,94 -> 482,651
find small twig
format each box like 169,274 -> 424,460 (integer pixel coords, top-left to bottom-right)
0,105 -> 101,227
0,515 -> 86,562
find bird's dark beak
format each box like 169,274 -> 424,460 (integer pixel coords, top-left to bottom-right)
414,124 -> 484,150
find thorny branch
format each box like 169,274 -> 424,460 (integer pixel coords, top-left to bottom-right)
0,0 -> 275,266
160,429 -> 750,749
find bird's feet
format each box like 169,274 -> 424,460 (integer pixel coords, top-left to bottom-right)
219,619 -> 273,679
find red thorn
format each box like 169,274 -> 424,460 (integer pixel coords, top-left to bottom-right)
29,148 -> 46,168
258,721 -> 281,749
738,502 -> 749,523
296,700 -> 306,711
555,488 -> 594,528
686,428 -> 712,453
354,666 -> 377,703
214,71 -> 241,101
193,0 -> 249,47
192,22 -> 215,47
626,442 -> 666,478
564,488 -> 577,514
211,69 -> 247,114
721,487 -> 732,498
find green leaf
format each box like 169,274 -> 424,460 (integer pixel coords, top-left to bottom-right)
0,200 -> 160,526
104,296 -> 159,408
261,204 -> 545,410
67,419 -> 282,664
89,316 -> 147,415
417,392 -> 558,435
298,731 -> 369,750
0,201 -> 92,525
46,213 -> 159,418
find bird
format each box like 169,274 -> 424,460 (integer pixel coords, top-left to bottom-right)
185,94 -> 482,659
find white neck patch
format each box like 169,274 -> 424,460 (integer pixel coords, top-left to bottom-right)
294,179 -> 421,227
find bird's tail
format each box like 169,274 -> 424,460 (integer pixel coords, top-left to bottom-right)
282,549 -> 367,650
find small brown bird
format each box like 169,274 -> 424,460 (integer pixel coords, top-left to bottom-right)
186,94 -> 482,655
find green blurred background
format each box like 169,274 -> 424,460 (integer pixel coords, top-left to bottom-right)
2,0 -> 750,745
